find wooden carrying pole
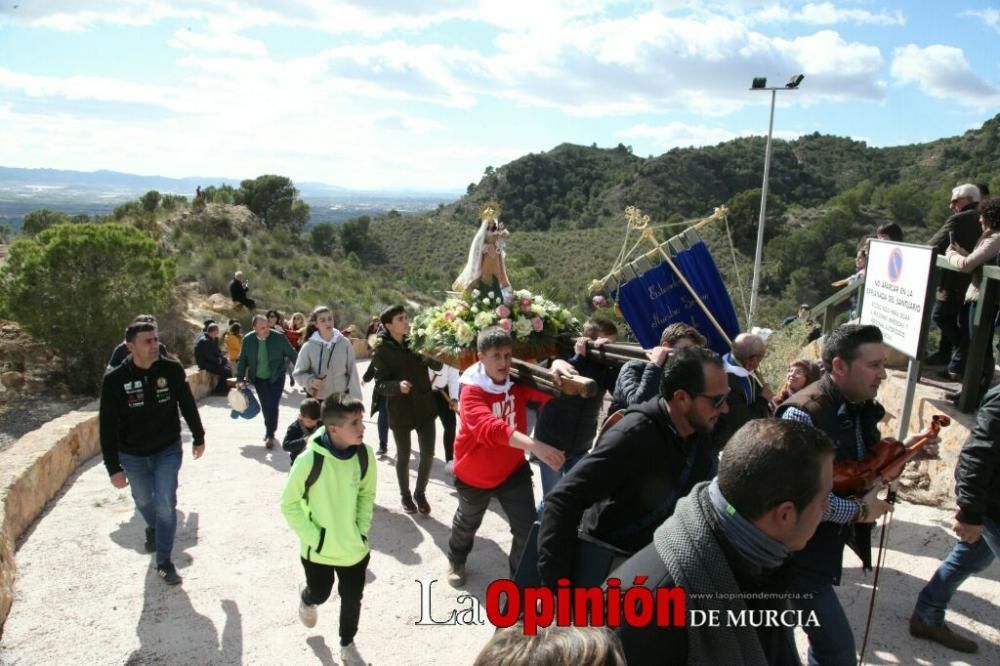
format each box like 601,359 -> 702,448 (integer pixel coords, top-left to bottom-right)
510,358 -> 598,398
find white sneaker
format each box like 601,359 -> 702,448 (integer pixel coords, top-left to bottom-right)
340,642 -> 367,665
298,592 -> 317,628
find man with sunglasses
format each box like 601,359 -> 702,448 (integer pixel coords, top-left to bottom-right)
538,347 -> 729,586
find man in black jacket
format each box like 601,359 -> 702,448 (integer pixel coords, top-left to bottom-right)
608,322 -> 705,413
535,316 -> 619,499
100,321 -> 206,586
910,382 -> 1000,654
925,184 -> 982,370
194,321 -> 231,395
537,346 -> 728,586
614,418 -> 834,665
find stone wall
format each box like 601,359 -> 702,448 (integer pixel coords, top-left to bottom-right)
0,368 -> 215,638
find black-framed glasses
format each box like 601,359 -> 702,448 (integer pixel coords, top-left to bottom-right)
693,391 -> 729,409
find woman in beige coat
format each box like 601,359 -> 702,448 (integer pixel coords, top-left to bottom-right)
945,198 -> 1000,383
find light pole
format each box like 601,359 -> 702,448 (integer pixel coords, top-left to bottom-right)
747,74 -> 803,328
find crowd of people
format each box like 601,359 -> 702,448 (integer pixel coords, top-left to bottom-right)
94,194 -> 1000,664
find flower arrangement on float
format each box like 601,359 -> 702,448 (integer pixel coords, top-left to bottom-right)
410,288 -> 578,368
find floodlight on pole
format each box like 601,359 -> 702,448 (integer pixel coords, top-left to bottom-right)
746,73 -> 803,328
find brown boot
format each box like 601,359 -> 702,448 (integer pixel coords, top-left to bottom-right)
909,617 -> 978,653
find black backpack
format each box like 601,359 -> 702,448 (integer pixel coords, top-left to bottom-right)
301,445 -> 369,502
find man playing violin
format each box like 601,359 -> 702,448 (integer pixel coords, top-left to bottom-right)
776,324 -> 937,666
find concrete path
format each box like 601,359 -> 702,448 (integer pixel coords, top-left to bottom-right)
1,360 -> 998,665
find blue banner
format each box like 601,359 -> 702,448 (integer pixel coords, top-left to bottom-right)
617,241 -> 740,354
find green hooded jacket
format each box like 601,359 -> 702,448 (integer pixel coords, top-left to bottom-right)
280,428 -> 376,567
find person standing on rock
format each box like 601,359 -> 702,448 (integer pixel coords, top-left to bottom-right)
236,314 -> 298,449
99,320 -> 205,586
909,382 -> 1000,654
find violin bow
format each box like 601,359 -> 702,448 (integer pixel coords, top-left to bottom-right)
856,415 -> 947,665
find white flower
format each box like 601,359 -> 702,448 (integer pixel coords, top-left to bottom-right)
513,317 -> 533,338
531,304 -> 545,316
472,289 -> 481,298
475,311 -> 496,328
482,297 -> 491,305
454,321 -> 474,345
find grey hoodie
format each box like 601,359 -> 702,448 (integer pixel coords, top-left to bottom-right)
292,330 -> 362,401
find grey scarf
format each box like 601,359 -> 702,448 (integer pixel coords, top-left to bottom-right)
654,482 -> 774,666
707,479 -> 788,569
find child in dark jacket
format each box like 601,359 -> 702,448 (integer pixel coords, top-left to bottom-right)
282,398 -> 321,463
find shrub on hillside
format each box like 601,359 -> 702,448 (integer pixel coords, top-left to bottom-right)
22,209 -> 72,236
0,223 -> 174,393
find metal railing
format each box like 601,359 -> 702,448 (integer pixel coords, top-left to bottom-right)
811,280 -> 865,336
810,256 -> 1000,412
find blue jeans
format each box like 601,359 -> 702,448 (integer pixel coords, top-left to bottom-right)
539,451 -> 586,498
789,574 -> 856,666
254,376 -> 284,438
119,442 -> 183,566
913,516 -> 1000,626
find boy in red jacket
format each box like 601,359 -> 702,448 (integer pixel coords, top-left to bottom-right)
446,327 -> 573,587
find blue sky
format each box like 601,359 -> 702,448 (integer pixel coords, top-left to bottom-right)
0,1 -> 997,191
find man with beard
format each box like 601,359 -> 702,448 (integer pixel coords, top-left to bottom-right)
777,324 -> 937,665
538,347 -> 729,586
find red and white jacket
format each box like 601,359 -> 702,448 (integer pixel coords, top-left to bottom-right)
453,362 -> 550,489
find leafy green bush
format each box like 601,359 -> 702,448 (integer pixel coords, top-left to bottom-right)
0,223 -> 175,392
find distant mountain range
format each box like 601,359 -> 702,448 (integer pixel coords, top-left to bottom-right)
0,166 -> 460,199
0,166 -> 461,228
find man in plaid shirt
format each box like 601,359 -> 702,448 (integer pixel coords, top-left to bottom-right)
776,324 -> 936,666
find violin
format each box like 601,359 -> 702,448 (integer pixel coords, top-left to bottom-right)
832,414 -> 949,496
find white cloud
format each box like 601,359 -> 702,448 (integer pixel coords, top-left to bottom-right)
751,2 -> 905,26
959,8 -> 1000,33
168,29 -> 268,58
891,44 -> 1000,109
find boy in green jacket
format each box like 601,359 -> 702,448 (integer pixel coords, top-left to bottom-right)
280,393 -> 376,666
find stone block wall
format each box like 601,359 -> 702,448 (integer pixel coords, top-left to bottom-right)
0,368 -> 214,637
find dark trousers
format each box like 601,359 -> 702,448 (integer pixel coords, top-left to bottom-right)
202,363 -> 232,394
950,300 -> 997,385
254,376 -> 284,439
448,463 -> 537,576
301,553 -> 370,647
392,418 -> 436,496
375,397 -> 389,451
932,297 -> 962,359
433,391 -> 456,462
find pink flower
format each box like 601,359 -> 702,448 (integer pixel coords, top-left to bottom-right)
521,297 -> 532,307
496,304 -> 511,318
532,317 -> 544,332
503,292 -> 514,304
498,318 -> 513,332
444,310 -> 455,321
592,295 -> 607,308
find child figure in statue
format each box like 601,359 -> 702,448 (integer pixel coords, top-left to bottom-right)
453,202 -> 512,300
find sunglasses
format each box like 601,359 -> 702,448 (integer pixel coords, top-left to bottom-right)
693,391 -> 729,409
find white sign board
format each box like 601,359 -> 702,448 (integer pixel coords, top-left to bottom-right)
860,240 -> 935,359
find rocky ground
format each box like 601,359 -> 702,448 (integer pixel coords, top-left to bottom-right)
0,361 -> 997,665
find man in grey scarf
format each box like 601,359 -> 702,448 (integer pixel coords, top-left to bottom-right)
612,419 -> 834,665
